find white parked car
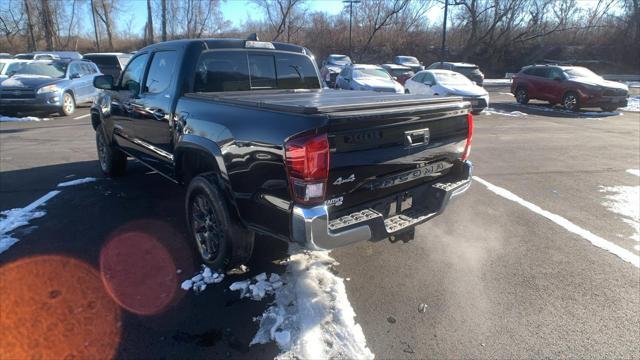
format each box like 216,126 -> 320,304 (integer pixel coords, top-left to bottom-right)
335,64 -> 404,94
405,69 -> 489,114
0,59 -> 30,78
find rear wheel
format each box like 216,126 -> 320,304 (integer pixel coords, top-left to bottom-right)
562,91 -> 580,111
96,124 -> 127,177
601,105 -> 617,112
405,89 -> 410,94
515,87 -> 529,104
186,174 -> 254,270
59,92 -> 76,116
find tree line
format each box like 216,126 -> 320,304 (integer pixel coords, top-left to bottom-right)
0,0 -> 638,75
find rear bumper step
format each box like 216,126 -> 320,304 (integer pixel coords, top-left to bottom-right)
292,160 -> 473,250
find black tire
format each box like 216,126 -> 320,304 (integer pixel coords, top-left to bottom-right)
405,89 -> 410,94
515,87 -> 529,104
96,124 -> 127,177
59,92 -> 76,116
562,91 -> 580,111
601,105 -> 617,112
186,174 -> 254,270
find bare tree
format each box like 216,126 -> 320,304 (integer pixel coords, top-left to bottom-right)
94,0 -> 115,50
357,0 -> 410,57
161,0 -> 167,41
145,0 -> 154,44
90,0 -> 101,51
253,0 -> 306,41
40,0 -> 56,50
0,0 -> 25,48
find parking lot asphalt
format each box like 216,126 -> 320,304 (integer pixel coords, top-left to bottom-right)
1,91 -> 639,359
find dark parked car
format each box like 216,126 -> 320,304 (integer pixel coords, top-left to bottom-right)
320,54 -> 352,87
428,62 -> 484,86
511,64 -> 629,111
0,59 -> 101,116
380,64 -> 414,85
83,53 -> 132,80
91,37 -> 473,269
335,64 -> 404,93
393,56 -> 423,73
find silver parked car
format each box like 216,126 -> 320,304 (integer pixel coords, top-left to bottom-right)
335,64 -> 404,93
0,59 -> 102,116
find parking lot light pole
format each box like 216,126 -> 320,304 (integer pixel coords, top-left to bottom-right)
440,0 -> 448,65
343,0 -> 361,58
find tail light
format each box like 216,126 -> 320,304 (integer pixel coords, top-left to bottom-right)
460,112 -> 473,161
285,133 -> 330,206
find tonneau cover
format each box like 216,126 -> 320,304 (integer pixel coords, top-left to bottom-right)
185,89 -> 467,115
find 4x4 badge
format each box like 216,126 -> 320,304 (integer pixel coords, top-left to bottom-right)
333,174 -> 355,185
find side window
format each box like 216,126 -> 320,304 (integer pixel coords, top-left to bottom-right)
548,67 -> 563,79
532,67 -> 549,78
120,53 -> 149,94
144,51 -> 178,94
424,72 -> 435,84
69,63 -> 81,77
248,54 -> 276,89
194,51 -> 250,92
413,73 -> 425,83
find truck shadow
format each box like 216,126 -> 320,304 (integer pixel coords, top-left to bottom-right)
0,159 -> 286,359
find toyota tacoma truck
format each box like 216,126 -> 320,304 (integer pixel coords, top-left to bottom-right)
91,37 -> 474,269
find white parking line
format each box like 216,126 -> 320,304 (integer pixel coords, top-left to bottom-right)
474,176 -> 640,268
73,114 -> 90,120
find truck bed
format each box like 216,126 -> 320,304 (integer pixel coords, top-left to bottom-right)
185,89 -> 467,115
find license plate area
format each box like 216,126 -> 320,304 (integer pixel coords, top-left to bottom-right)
387,193 -> 413,217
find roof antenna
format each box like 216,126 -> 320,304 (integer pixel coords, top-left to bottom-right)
246,33 -> 259,41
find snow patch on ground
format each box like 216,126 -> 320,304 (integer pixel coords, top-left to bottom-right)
620,96 -> 640,113
626,169 -> 640,177
474,176 -> 639,267
247,246 -> 374,359
229,272 -> 283,301
0,115 -> 51,122
499,92 -> 514,96
483,79 -> 511,85
481,107 -> 527,117
180,265 -> 224,293
515,103 -> 622,117
600,185 -> 640,243
57,177 -> 97,187
0,190 -> 60,254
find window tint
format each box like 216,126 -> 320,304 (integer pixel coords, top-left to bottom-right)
275,53 -> 320,89
548,67 -> 564,79
69,63 -> 82,77
120,53 -> 149,94
531,67 -> 549,78
145,51 -> 178,94
413,73 -> 425,82
194,50 -> 320,92
424,72 -> 435,83
85,55 -> 119,67
248,54 -> 276,89
194,51 -> 250,92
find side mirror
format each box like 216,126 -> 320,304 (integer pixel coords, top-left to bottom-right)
70,73 -> 81,79
392,76 -> 398,81
93,74 -> 114,90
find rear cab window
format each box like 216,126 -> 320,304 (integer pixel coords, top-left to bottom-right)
193,50 -> 320,92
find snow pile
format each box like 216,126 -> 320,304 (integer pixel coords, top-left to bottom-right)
229,272 -> 283,301
481,107 -> 527,117
0,115 -> 51,122
515,103 -> 622,117
483,79 -> 511,86
57,177 -> 97,187
627,169 -> 640,177
248,247 -> 374,360
620,96 -> 640,113
499,92 -> 514,97
600,185 -> 640,248
180,265 -> 224,293
0,190 -> 60,254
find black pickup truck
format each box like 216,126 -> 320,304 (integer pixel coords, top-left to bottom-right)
91,37 -> 474,269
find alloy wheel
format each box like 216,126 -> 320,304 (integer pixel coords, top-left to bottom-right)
191,194 -> 222,261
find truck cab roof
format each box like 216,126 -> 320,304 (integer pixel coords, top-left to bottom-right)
138,38 -> 311,56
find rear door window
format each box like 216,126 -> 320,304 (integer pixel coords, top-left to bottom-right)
413,73 -> 425,83
144,51 -> 178,94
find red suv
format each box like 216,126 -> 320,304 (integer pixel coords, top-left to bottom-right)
511,65 -> 629,112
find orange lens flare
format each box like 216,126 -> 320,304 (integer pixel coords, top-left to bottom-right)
0,255 -> 121,359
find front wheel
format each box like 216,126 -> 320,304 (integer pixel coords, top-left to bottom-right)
96,124 -> 127,177
515,87 -> 529,105
186,174 -> 254,270
59,92 -> 76,116
562,92 -> 580,111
